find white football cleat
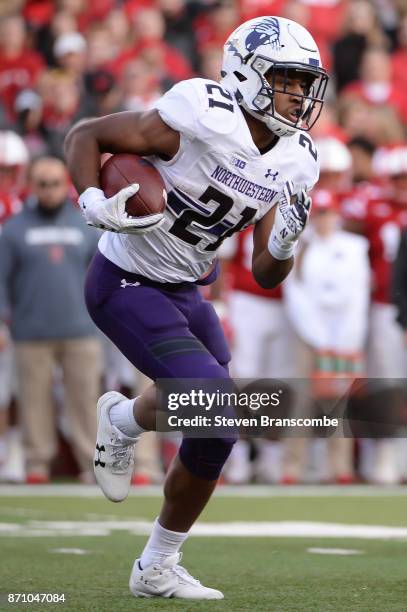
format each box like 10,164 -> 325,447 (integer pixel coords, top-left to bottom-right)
94,391 -> 138,502
129,553 -> 224,599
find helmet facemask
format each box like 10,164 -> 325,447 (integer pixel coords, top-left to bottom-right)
245,57 -> 329,136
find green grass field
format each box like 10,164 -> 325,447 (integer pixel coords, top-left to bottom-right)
1,487 -> 407,612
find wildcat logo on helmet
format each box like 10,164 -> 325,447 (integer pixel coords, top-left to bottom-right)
245,17 -> 281,53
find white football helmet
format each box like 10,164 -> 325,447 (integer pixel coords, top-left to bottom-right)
0,130 -> 29,192
221,16 -> 329,137
316,138 -> 352,173
376,146 -> 407,177
0,130 -> 29,166
374,146 -> 407,204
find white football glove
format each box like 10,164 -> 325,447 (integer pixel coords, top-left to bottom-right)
267,181 -> 312,260
78,185 -> 165,234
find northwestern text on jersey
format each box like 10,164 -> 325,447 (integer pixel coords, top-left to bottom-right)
211,165 -> 277,203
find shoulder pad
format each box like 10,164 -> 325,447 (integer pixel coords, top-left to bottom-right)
288,132 -> 320,192
155,78 -> 239,141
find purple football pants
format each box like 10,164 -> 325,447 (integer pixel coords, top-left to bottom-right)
85,251 -> 235,479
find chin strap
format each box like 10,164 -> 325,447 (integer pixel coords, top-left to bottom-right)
239,101 -> 298,137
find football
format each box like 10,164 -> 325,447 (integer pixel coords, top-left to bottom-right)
100,153 -> 167,218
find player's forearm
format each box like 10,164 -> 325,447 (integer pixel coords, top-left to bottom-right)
252,249 -> 293,289
64,120 -> 103,194
252,184 -> 311,289
65,111 -> 180,196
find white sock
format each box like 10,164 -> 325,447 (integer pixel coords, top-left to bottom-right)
139,518 -> 189,568
109,397 -> 146,438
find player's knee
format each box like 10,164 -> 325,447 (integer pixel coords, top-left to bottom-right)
190,301 -> 231,369
179,436 -> 237,480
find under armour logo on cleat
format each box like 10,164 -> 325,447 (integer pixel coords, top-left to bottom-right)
265,169 -> 279,181
121,279 -> 141,288
94,443 -> 106,467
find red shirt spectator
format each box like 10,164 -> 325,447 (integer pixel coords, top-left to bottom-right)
392,51 -> 407,98
23,0 -> 54,29
124,0 -> 156,21
239,0 -> 286,21
311,102 -> 348,142
0,14 -> 44,120
36,0 -> 115,32
354,196 -> 407,303
344,81 -> 407,126
342,147 -> 407,304
110,8 -> 193,83
109,40 -> 192,84
306,0 -> 348,70
342,47 -> 407,126
194,2 -> 240,52
391,14 -> 407,103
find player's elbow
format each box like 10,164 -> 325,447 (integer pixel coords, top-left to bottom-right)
252,254 -> 293,289
252,267 -> 281,290
64,119 -> 96,155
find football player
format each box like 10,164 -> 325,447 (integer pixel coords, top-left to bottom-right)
219,226 -> 297,485
0,131 -> 28,475
344,146 -> 407,484
65,16 -> 328,600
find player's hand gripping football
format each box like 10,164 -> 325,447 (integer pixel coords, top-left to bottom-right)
78,185 -> 165,234
267,180 -> 312,260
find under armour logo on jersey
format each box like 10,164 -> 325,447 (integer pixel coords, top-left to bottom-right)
265,169 -> 279,181
121,279 -> 140,288
94,444 -> 106,467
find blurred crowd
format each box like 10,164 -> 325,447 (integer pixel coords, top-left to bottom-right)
1,0 -> 407,486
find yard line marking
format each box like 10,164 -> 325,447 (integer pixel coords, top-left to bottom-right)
49,548 -> 91,555
1,520 -> 407,540
307,547 -> 364,555
2,484 -> 407,497
0,507 -> 148,522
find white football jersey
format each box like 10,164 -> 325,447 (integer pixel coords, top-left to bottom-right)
99,78 -> 319,282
